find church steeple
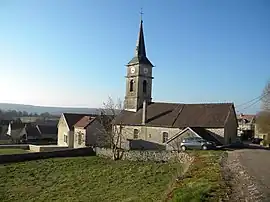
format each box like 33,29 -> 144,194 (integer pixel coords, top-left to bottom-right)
135,19 -> 146,57
124,11 -> 154,112
127,12 -> 153,67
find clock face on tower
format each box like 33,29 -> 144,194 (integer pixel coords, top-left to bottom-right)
130,67 -> 135,74
143,68 -> 148,74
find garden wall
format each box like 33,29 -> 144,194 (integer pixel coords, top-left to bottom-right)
0,144 -> 29,150
95,147 -> 194,163
0,147 -> 95,164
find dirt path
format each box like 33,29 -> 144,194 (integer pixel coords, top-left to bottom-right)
222,149 -> 268,202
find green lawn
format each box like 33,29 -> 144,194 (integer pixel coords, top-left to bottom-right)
169,150 -> 228,202
0,156 -> 184,202
0,151 -> 227,202
0,149 -> 28,155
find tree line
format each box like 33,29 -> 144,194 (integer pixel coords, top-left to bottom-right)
0,110 -> 53,120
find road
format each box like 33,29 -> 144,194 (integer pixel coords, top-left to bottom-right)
225,146 -> 270,202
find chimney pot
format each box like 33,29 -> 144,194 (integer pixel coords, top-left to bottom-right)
142,100 -> 147,125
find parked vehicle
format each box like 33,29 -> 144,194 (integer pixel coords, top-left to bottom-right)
180,137 -> 216,151
251,137 -> 263,144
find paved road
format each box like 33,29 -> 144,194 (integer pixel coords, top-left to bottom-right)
238,148 -> 270,200
225,146 -> 270,202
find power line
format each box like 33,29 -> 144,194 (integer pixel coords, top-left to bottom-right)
236,93 -> 267,108
238,93 -> 268,111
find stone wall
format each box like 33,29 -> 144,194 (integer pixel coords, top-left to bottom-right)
0,144 -> 29,149
95,147 -> 194,163
0,147 -> 95,164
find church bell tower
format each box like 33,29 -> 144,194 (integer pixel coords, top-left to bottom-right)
124,13 -> 154,112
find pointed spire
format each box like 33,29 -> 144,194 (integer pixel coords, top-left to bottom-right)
127,9 -> 153,67
135,9 -> 146,57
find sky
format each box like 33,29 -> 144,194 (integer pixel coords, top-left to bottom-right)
0,0 -> 269,114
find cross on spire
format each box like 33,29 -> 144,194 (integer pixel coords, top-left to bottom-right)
140,8 -> 144,21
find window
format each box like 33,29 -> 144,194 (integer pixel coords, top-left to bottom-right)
64,134 -> 68,143
130,80 -> 134,92
162,132 -> 168,143
78,132 -> 83,145
134,129 -> 139,139
148,134 -> 151,138
143,80 -> 147,93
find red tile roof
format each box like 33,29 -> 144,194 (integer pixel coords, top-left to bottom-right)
63,113 -> 97,131
74,116 -> 96,129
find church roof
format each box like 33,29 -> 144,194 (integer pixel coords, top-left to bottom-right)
114,102 -> 236,128
127,19 -> 153,67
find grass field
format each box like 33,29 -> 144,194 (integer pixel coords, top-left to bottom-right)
0,149 -> 28,155
0,156 -> 184,202
0,151 -> 227,202
169,150 -> 228,202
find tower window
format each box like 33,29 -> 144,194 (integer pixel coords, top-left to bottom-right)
134,129 -> 139,139
130,80 -> 134,92
143,80 -> 147,93
162,132 -> 168,143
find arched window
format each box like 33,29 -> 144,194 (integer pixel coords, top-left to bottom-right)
143,80 -> 147,93
162,132 -> 168,143
134,129 -> 139,139
130,80 -> 134,92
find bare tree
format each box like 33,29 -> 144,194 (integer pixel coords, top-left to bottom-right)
257,81 -> 270,141
261,81 -> 270,112
256,111 -> 270,135
96,96 -> 125,160
168,137 -> 183,153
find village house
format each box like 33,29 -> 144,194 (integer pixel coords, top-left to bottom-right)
6,121 -> 27,143
113,17 -> 238,150
57,113 -> 107,148
237,114 -> 256,139
6,121 -> 58,143
73,116 -> 107,148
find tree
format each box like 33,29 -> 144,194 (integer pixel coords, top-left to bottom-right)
97,97 -> 125,160
261,81 -> 270,112
257,81 -> 270,139
256,111 -> 270,135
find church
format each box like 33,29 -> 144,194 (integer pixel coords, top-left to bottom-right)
114,16 -> 238,150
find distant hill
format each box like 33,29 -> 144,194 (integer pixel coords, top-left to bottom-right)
0,103 -> 102,115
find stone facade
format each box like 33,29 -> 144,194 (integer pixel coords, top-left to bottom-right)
117,124 -> 237,149
73,120 -> 107,148
224,107 -> 238,144
95,147 -> 194,163
206,128 -> 225,144
116,125 -> 181,149
124,63 -> 153,112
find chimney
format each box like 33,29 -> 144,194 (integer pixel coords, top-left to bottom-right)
142,100 -> 147,125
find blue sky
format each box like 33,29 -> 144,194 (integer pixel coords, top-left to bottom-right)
0,0 -> 269,114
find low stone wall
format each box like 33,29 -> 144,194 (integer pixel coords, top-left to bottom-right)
95,147 -> 194,163
0,144 -> 29,150
29,145 -> 69,152
0,147 -> 95,164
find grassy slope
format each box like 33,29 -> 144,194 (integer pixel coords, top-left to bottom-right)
0,156 -> 184,202
169,150 -> 228,202
0,149 -> 28,155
